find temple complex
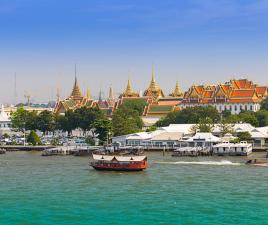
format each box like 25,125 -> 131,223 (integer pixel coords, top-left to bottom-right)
53,70 -> 268,122
180,79 -> 268,114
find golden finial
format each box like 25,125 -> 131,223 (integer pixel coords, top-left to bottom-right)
108,86 -> 114,100
171,81 -> 183,97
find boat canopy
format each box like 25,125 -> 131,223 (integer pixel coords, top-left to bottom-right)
92,154 -> 147,162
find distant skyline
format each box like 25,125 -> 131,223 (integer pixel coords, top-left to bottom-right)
1,0 -> 268,104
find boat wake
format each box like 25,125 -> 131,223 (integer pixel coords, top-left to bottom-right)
154,160 -> 242,166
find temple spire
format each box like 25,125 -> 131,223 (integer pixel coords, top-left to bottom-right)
87,87 -> 91,99
70,65 -> 82,99
143,64 -> 164,100
171,81 -> 183,97
121,78 -> 139,97
151,64 -> 155,84
98,89 -> 102,101
108,86 -> 114,100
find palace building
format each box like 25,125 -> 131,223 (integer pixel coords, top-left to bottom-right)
180,79 -> 268,114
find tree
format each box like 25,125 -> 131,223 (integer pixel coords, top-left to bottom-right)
221,110 -> 232,119
75,107 -> 103,134
255,110 -> 268,127
261,97 -> 268,110
27,130 -> 42,146
36,110 -> 56,134
155,106 -> 220,127
112,106 -> 143,136
218,119 -> 234,136
190,117 -> 215,133
239,111 -> 259,127
10,107 -> 38,131
237,131 -> 252,142
94,119 -> 112,144
55,113 -> 75,136
120,99 -> 148,116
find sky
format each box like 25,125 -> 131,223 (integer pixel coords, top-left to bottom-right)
1,0 -> 268,104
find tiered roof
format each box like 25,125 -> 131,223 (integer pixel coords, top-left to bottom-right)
183,79 -> 267,104
54,76 -> 95,114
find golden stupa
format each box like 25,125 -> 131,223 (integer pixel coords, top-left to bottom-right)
170,81 -> 183,97
121,79 -> 139,97
70,75 -> 83,100
143,66 -> 164,100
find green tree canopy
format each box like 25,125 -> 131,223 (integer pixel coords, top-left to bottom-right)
94,118 -> 112,144
238,111 -> 259,127
261,97 -> 268,110
112,106 -> 143,136
190,117 -> 215,133
156,106 -> 220,127
36,110 -> 56,133
75,107 -> 104,134
255,110 -> 268,127
27,130 -> 42,146
120,99 -> 148,116
10,107 -> 38,131
237,131 -> 252,142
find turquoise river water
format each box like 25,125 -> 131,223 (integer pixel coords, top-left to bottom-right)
0,151 -> 268,225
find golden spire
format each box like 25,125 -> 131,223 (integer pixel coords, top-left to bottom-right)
86,86 -> 91,99
70,74 -> 82,99
143,65 -> 164,100
171,81 -> 183,97
126,79 -> 133,93
150,64 -> 157,89
108,86 -> 114,100
56,87 -> 60,102
122,78 -> 139,97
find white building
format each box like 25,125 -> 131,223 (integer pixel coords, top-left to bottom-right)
212,141 -> 252,156
0,105 -> 12,136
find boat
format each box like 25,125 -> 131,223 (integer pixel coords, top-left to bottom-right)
246,159 -> 268,165
90,154 -> 148,171
0,149 -> 6,154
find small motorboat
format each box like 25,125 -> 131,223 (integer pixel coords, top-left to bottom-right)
246,159 -> 268,165
90,154 -> 148,171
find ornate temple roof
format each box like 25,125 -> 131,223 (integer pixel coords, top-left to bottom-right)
143,66 -> 164,100
121,79 -> 139,97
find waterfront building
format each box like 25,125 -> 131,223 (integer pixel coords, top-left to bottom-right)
0,105 -> 12,136
54,76 -> 95,114
180,79 -> 268,114
212,141 -> 252,156
112,122 -> 268,149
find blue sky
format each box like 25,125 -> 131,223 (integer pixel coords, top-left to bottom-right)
1,0 -> 268,103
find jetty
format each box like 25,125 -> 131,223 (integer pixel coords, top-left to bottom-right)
1,145 -> 54,151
